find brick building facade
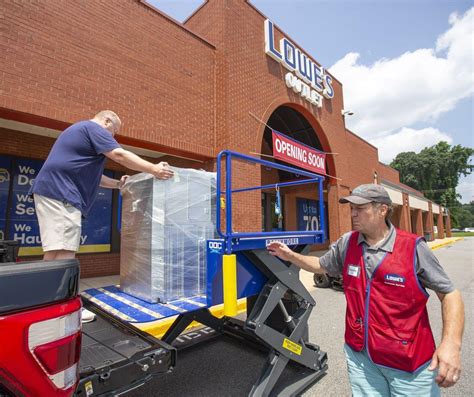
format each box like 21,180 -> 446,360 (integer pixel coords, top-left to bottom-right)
1,0 -> 451,278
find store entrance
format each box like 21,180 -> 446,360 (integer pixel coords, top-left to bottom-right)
260,105 -> 329,235
262,192 -> 284,232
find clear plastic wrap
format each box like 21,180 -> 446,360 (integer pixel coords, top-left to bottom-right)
119,168 -> 216,303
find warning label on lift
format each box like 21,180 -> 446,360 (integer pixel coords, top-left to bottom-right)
282,338 -> 302,355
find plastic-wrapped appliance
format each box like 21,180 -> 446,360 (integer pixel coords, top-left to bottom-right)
119,168 -> 216,303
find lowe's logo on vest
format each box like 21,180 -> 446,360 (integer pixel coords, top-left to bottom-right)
264,19 -> 334,108
384,273 -> 406,287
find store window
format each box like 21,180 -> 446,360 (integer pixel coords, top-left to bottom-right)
296,198 -> 328,233
0,155 -> 114,256
262,193 -> 284,232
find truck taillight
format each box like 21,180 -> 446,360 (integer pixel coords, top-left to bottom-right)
28,309 -> 82,389
34,333 -> 81,374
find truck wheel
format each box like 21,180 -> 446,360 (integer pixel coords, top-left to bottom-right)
313,273 -> 331,288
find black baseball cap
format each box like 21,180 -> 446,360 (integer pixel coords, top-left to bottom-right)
339,184 -> 392,205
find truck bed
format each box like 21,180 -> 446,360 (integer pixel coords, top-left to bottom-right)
0,257 -> 176,397
75,298 -> 176,396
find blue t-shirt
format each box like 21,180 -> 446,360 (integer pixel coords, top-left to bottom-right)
30,120 -> 120,216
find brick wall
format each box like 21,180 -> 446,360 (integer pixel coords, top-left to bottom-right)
2,0 -> 432,278
377,162 -> 400,184
78,253 -> 121,278
2,0 -> 216,159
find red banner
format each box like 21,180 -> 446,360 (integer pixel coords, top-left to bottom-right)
272,131 -> 326,175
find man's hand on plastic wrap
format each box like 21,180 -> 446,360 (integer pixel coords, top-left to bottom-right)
119,175 -> 130,189
151,162 -> 174,180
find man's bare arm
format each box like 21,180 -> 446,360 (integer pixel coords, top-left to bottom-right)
428,289 -> 464,387
100,174 -> 130,189
267,242 -> 325,273
99,174 -> 120,188
104,148 -> 173,180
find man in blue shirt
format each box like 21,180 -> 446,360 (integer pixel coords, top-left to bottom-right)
31,110 -> 174,261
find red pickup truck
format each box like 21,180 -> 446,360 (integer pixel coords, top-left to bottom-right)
0,243 -> 176,397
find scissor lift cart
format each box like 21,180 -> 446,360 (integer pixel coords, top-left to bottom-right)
159,150 -> 328,396
82,150 -> 328,396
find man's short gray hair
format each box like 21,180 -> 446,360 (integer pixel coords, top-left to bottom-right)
94,110 -> 121,126
372,202 -> 393,221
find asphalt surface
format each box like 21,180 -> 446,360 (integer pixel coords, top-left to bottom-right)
128,237 -> 473,396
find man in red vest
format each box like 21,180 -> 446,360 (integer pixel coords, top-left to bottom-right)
267,184 -> 464,396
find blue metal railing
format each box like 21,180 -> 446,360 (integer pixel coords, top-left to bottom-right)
216,150 -> 326,253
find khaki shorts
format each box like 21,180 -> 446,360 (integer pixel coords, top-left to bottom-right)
34,194 -> 82,252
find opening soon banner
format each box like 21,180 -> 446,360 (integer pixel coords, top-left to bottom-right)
272,130 -> 326,175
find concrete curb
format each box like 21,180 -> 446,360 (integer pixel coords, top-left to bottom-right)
428,237 -> 463,251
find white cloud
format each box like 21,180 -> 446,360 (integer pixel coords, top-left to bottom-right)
457,174 -> 474,204
372,127 -> 453,164
329,7 -> 474,141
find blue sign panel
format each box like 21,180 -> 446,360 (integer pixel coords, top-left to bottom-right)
0,157 -> 12,240
297,198 -> 320,231
8,158 -> 43,253
296,197 -> 329,236
80,169 -> 113,252
4,156 -> 113,255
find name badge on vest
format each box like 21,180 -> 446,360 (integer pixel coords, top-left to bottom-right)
347,264 -> 361,278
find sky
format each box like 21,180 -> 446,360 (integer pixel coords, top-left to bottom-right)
149,0 -> 473,203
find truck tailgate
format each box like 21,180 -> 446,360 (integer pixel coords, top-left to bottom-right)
0,259 -> 79,314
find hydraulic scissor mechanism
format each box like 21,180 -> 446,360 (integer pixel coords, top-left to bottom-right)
243,247 -> 327,396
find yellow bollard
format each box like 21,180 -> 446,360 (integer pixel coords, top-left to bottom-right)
223,254 -> 238,316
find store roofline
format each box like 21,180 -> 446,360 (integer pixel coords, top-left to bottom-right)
139,0 -> 216,50
345,128 -> 378,151
381,180 -> 448,212
379,161 -> 395,169
381,179 -> 426,200
183,0 -> 210,24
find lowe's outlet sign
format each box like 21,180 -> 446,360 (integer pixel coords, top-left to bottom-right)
264,19 -> 334,107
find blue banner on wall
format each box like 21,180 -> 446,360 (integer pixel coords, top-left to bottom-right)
8,158 -> 44,252
1,155 -> 113,256
0,157 -> 12,240
297,198 -> 320,231
296,197 -> 328,236
80,169 -> 113,253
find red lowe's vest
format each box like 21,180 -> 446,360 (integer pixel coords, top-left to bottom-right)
343,229 -> 436,372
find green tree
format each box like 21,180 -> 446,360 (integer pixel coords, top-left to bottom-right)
390,142 -> 473,208
450,201 -> 474,229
